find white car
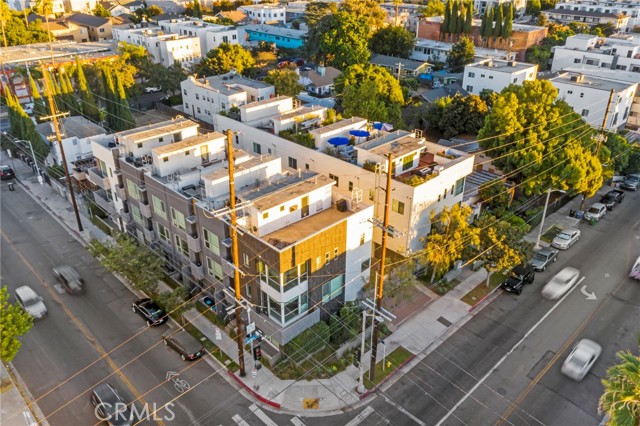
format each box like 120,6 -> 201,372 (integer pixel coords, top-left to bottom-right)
551,228 -> 581,250
561,338 -> 602,381
23,102 -> 34,115
15,285 -> 47,319
144,86 -> 162,93
584,203 -> 607,221
541,266 -> 580,300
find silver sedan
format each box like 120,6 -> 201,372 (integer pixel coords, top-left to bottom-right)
561,339 -> 602,381
551,228 -> 581,250
541,266 -> 580,300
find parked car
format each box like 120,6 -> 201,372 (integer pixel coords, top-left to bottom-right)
584,203 -> 607,221
551,228 -> 581,250
144,86 -> 162,93
620,173 -> 640,191
15,285 -> 47,319
90,383 -> 135,426
541,266 -> 580,300
501,264 -> 535,295
132,298 -> 167,326
529,247 -> 559,271
163,329 -> 205,361
53,265 -> 85,294
0,165 -> 15,180
23,102 -> 34,115
599,189 -> 625,210
561,339 -> 602,381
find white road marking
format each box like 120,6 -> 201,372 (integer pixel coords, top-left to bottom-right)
290,417 -> 306,426
435,276 -> 586,426
345,406 -> 375,426
249,404 -> 278,426
383,395 -> 427,426
232,414 -> 250,426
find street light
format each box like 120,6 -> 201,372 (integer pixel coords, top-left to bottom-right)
535,187 -> 567,250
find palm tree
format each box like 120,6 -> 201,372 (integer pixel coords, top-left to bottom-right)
599,350 -> 640,426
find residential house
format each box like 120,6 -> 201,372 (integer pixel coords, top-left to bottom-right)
67,13 -> 113,41
64,0 -> 98,13
549,72 -> 638,130
462,59 -> 538,95
298,66 -> 341,97
411,38 -> 510,64
240,4 -> 287,24
157,17 -> 239,56
541,8 -> 629,30
213,10 -> 249,25
7,0 -> 64,14
123,0 -> 145,12
180,72 -> 275,124
369,54 -> 432,77
239,25 -> 306,49
113,25 -> 201,68
36,116 -> 107,170
554,0 -> 640,32
146,0 -> 186,14
27,15 -> 88,42
98,1 -> 131,16
551,34 -> 640,73
471,0 -> 526,15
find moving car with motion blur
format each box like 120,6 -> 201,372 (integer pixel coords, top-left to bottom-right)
541,266 -> 580,300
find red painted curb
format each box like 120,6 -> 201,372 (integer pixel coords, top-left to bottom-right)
227,370 -> 281,409
358,353 -> 417,400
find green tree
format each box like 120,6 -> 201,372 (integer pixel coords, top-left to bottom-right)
0,286 -> 33,363
478,178 -> 511,216
304,1 -> 337,27
624,147 -> 640,175
28,74 -> 48,120
1,6 -> 49,46
464,2 -> 473,34
599,350 -> 640,426
484,7 -> 494,44
447,36 -> 475,72
264,68 -> 304,97
540,0 -> 558,10
503,3 -> 513,39
369,26 -> 416,59
93,3 -> 111,17
419,0 -> 445,17
102,68 -> 118,131
442,0 -> 451,38
338,0 -> 387,30
600,133 -> 632,174
58,68 -> 80,115
192,0 -> 202,18
427,93 -> 489,138
74,57 -> 100,123
568,22 -> 590,34
115,74 -> 135,131
6,88 -> 49,159
155,287 -> 190,325
89,234 -> 163,294
148,5 -> 163,15
526,0 -> 541,16
422,204 -> 480,283
198,43 -> 255,76
493,4 -> 503,40
318,12 -> 370,69
479,88 -> 498,108
342,81 -> 394,124
449,1 -> 459,35
336,63 -> 404,106
425,96 -> 453,130
525,45 -> 552,69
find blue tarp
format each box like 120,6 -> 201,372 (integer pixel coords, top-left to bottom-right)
373,122 -> 394,131
328,137 -> 350,146
349,130 -> 370,137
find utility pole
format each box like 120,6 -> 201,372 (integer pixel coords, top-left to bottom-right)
369,153 -> 393,382
41,65 -> 83,232
226,129 -> 246,377
396,62 -> 403,82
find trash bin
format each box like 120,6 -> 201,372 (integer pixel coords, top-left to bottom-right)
589,217 -> 597,226
569,209 -> 576,218
575,210 -> 585,220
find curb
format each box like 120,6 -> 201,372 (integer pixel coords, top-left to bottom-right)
468,285 -> 502,312
359,353 -> 417,400
227,371 -> 281,409
5,363 -> 51,426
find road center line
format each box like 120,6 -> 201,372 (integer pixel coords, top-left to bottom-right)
435,276 -> 586,426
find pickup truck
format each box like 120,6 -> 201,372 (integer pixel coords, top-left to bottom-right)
599,189 -> 625,210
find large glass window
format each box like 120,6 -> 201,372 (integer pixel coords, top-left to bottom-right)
322,275 -> 343,303
171,207 -> 186,230
175,235 -> 189,257
269,296 -> 281,323
454,178 -> 464,196
206,256 -> 223,280
131,204 -> 142,225
202,227 -> 220,255
157,223 -> 170,243
152,195 -> 166,219
127,179 -> 139,200
284,296 -> 299,322
392,200 -> 405,215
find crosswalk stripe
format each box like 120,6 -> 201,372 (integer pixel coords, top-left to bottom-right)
290,417 -> 305,426
232,414 -> 250,426
345,406 -> 375,426
249,404 -> 279,426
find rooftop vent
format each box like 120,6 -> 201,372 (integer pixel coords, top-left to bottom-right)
571,74 -> 586,83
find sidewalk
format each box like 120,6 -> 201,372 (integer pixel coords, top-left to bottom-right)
1,364 -> 49,426
2,150 -> 608,416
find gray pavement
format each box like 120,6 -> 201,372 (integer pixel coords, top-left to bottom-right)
2,149 -> 620,419
0,364 -> 48,426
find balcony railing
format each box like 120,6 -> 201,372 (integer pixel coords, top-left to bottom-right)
139,202 -> 151,218
87,167 -> 110,190
187,234 -> 201,253
93,189 -> 115,215
115,184 -> 126,200
143,226 -> 156,243
190,262 -> 205,280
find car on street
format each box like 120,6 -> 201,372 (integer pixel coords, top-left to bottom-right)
561,338 -> 602,381
599,189 -> 625,210
501,264 -> 535,295
163,329 -> 205,361
132,298 -> 167,326
551,228 -> 581,250
90,383 -> 135,426
53,265 -> 85,294
15,285 -> 47,319
529,247 -> 559,271
144,86 -> 162,93
620,173 -> 640,191
541,266 -> 580,300
1,164 -> 15,180
584,203 -> 607,221
23,102 -> 34,115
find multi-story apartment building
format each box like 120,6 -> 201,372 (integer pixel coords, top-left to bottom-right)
113,26 -> 201,68
462,59 -> 538,95
7,0 -> 65,14
411,39 -> 511,64
541,8 -> 629,30
549,72 -> 638,130
551,33 -> 640,73
90,116 -> 375,349
156,17 -> 239,56
239,4 -> 287,24
180,72 -> 275,122
554,0 -> 640,32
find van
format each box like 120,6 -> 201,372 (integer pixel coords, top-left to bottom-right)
53,265 -> 85,294
15,286 -> 47,319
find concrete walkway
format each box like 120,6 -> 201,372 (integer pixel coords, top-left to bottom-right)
1,364 -> 49,426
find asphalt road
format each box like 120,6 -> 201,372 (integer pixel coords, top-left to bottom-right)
0,182 -> 299,426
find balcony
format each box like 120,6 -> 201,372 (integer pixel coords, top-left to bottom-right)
187,234 -> 201,252
139,202 -> 152,218
87,167 -> 110,190
143,226 -> 156,243
190,261 -> 205,280
120,210 -> 132,224
93,189 -> 116,215
115,184 -> 126,200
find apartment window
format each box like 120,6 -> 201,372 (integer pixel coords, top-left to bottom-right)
202,227 -> 220,255
157,223 -> 170,243
126,179 -> 139,200
163,157 -> 169,162
574,58 -> 581,63
288,157 -> 297,169
131,204 -> 143,225
348,181 -> 353,191
361,258 -> 370,272
402,154 -> 415,171
206,256 -> 223,280
183,89 -> 187,95
197,107 -> 201,113
568,90 -> 573,94
489,76 -> 493,79
468,72 -> 475,77
185,103 -> 189,109
466,85 -> 473,92
369,189 -> 375,201
195,94 -> 200,100
333,247 -> 339,261
513,78 -> 518,83
443,188 -> 447,199
581,109 -> 589,117
171,207 -> 186,230
325,252 -> 330,264
174,235 -> 189,257
580,93 -> 584,98
152,195 -> 166,219
322,275 -> 343,304
329,173 -> 339,186
316,256 -> 321,268
243,253 -> 249,266
253,142 -> 261,154
392,199 -> 405,215
455,178 -> 464,195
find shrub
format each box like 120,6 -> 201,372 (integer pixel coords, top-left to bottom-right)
284,321 -> 330,362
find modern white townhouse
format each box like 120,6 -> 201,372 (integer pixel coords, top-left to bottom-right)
156,17 -> 239,56
555,0 -> 640,32
551,33 -> 640,73
411,39 -> 511,64
462,59 -> 538,95
542,8 -> 629,30
113,25 -> 201,68
239,4 -> 287,24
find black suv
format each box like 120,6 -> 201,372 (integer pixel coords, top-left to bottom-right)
89,383 -> 135,426
501,264 -> 535,295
